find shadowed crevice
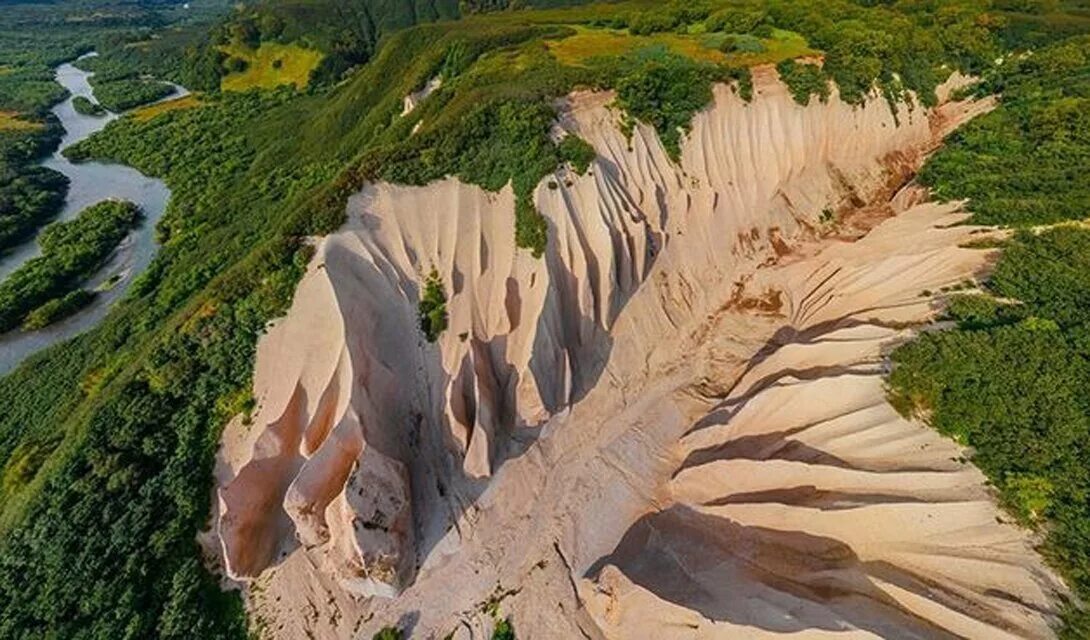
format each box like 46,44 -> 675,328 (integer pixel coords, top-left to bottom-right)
585,505 -> 964,638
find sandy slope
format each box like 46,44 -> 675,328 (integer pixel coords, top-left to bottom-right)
211,67 -> 1066,639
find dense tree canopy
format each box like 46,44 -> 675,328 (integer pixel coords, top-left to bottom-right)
891,33 -> 1090,636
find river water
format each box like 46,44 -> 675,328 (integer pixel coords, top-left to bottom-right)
0,54 -> 185,375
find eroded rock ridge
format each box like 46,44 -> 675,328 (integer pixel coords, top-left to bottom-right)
214,67 -> 1065,639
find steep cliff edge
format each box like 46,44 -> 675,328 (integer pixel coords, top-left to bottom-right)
212,66 -> 1066,638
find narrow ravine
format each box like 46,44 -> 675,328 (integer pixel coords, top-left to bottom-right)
0,54 -> 185,374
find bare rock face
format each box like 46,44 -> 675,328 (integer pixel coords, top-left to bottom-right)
216,239 -> 419,595
576,204 -> 1060,640
214,67 -> 1067,638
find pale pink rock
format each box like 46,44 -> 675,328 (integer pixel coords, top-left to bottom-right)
211,69 -> 1065,639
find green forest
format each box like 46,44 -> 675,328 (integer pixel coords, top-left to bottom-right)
0,120 -> 68,253
74,55 -> 177,112
0,0 -> 1088,638
890,29 -> 1090,638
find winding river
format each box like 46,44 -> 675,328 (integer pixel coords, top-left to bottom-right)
0,54 -> 185,375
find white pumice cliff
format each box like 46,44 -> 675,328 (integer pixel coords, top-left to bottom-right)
211,66 -> 1067,639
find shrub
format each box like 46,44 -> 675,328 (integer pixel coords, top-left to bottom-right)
776,59 -> 829,105
705,7 -> 767,34
719,34 -> 766,54
492,618 -> 515,640
419,269 -> 448,342
514,196 -> 548,257
945,293 -> 1024,329
21,289 -> 96,330
628,13 -> 681,36
72,96 -> 106,116
557,135 -> 595,175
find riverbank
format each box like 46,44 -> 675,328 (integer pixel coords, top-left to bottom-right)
0,55 -> 184,374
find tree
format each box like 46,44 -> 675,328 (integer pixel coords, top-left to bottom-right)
419,269 -> 448,342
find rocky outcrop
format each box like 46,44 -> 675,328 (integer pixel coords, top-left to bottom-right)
578,203 -> 1060,640
216,241 -> 417,595
214,66 -> 1065,638
402,75 -> 442,116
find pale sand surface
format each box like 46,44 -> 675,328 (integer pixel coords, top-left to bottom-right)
207,67 -> 1065,639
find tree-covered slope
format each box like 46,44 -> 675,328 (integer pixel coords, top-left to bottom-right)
219,0 -> 597,82
891,32 -> 1090,638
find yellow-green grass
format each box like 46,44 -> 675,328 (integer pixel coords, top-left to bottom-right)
130,93 -> 203,122
0,65 -> 12,76
720,28 -> 819,67
546,26 -> 727,65
0,111 -> 41,132
475,0 -> 667,27
219,42 -> 323,92
466,40 -> 557,77
545,25 -> 818,68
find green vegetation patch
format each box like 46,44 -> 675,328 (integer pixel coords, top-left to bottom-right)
492,618 -> 516,640
373,626 -> 404,640
545,24 -> 814,69
0,66 -> 68,114
419,269 -> 449,342
74,54 -> 180,112
22,289 -> 97,331
890,34 -> 1090,636
219,42 -> 323,92
707,27 -> 816,67
776,58 -> 828,105
558,134 -> 595,174
91,77 -> 174,112
0,108 -> 67,255
921,37 -> 1090,227
72,95 -> 106,116
545,26 -> 729,66
0,145 -> 68,253
0,200 -> 141,333
610,52 -> 731,160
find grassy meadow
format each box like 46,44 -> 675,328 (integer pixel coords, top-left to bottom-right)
0,111 -> 42,132
545,24 -> 816,67
131,94 -> 203,122
219,42 -> 323,92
